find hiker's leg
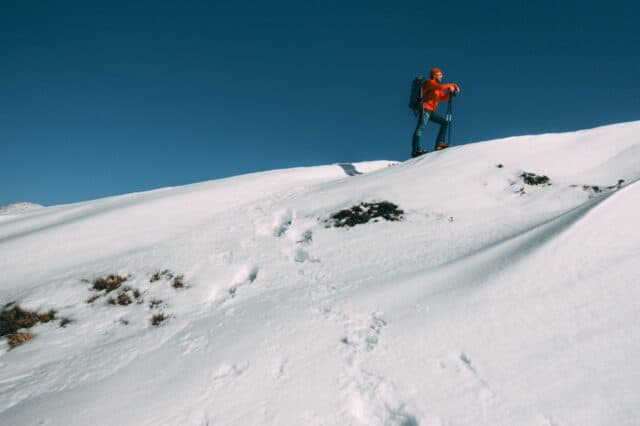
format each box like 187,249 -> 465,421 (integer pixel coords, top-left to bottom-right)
412,109 -> 431,152
428,111 -> 449,149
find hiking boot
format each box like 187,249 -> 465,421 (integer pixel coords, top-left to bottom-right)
435,142 -> 448,151
411,148 -> 428,158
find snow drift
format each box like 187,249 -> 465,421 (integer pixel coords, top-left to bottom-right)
1,121 -> 639,425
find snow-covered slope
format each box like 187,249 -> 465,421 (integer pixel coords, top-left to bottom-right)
0,202 -> 43,216
1,121 -> 639,425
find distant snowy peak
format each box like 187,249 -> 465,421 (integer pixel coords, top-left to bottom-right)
0,202 -> 43,215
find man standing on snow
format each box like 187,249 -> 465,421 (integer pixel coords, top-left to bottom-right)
411,67 -> 461,158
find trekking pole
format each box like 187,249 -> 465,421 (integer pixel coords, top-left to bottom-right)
446,92 -> 454,147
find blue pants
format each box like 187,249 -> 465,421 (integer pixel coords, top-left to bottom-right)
412,109 -> 449,152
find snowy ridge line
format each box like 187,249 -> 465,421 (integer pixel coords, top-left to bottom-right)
0,189 -> 177,243
0,204 -> 125,244
0,202 -> 43,216
0,163 -> 381,244
0,183 -> 234,243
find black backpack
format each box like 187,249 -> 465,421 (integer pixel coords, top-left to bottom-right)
408,75 -> 424,117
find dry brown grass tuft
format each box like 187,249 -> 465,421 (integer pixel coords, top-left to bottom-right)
92,274 -> 128,293
171,275 -> 186,289
105,286 -> 144,306
151,313 -> 168,326
7,331 -> 33,349
1,306 -> 55,336
150,269 -> 174,283
148,299 -> 163,309
1,305 -> 69,349
521,172 -> 551,186
86,293 -> 102,304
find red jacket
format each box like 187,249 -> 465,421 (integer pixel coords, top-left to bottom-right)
421,79 -> 459,111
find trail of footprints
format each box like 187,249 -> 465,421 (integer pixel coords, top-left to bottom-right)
271,209 -> 315,263
270,210 -> 418,424
216,208 -> 316,305
226,208 -> 418,424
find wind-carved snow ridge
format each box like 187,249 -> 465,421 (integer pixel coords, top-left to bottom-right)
1,123 -> 640,425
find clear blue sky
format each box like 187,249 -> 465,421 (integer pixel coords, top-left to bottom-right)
2,0 -> 639,205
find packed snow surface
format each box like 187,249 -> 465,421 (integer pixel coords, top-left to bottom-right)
1,121 -> 640,425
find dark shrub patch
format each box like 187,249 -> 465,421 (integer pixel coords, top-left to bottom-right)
571,179 -> 625,196
150,269 -> 174,283
132,288 -> 144,304
606,179 -> 625,190
521,172 -> 551,186
583,185 -> 602,193
1,306 -> 56,336
116,291 -> 132,306
92,274 -> 128,293
1,306 -> 69,349
172,275 -> 186,289
327,201 -> 404,228
150,269 -> 186,290
37,310 -> 57,323
148,299 -> 163,309
151,313 -> 168,326
106,287 -> 141,306
85,293 -> 102,304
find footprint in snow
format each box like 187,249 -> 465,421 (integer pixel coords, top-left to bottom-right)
286,228 -> 316,262
341,314 -> 387,353
252,208 -> 292,237
273,209 -> 293,237
294,229 -> 313,245
293,248 -> 311,263
211,362 -> 249,389
454,352 -> 497,405
342,369 -> 419,426
228,265 -> 259,297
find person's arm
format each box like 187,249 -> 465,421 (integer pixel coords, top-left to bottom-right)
442,83 -> 460,92
426,80 -> 460,101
